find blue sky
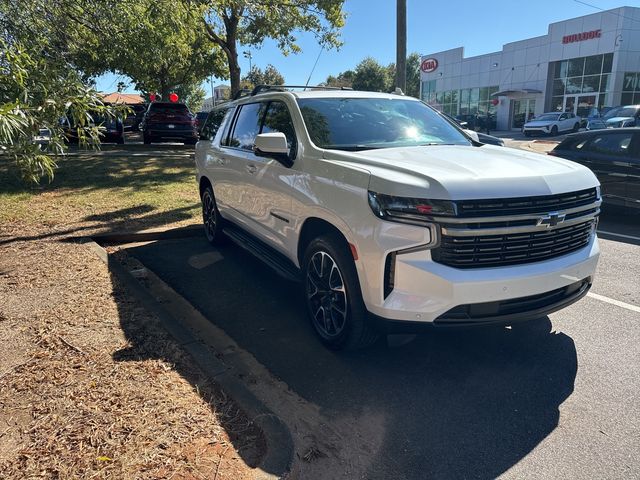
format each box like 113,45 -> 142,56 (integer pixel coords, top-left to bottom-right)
96,0 -> 630,95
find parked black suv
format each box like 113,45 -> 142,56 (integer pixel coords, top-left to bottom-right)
549,128 -> 640,210
141,102 -> 198,145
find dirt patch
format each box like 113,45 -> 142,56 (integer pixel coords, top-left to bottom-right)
0,169 -> 264,480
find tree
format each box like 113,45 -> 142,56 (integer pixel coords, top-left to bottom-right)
352,58 -> 391,92
174,84 -> 207,112
325,70 -> 354,88
0,40 -> 122,184
241,64 -> 285,89
198,0 -> 346,96
405,52 -> 421,98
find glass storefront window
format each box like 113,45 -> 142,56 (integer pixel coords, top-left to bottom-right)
568,58 -> 584,77
450,90 -> 459,104
553,79 -> 565,96
554,61 -> 568,79
599,74 -> 610,92
584,55 -> 603,76
621,93 -> 634,105
565,77 -> 582,94
603,53 -> 613,74
582,75 -> 600,93
479,87 -> 489,102
551,96 -> 564,112
623,72 -> 639,92
470,88 -> 480,103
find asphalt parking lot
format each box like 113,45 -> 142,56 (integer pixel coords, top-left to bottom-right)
120,201 -> 640,479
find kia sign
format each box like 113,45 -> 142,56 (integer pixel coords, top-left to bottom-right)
562,29 -> 601,44
421,58 -> 438,73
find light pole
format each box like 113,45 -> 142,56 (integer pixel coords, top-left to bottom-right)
396,0 -> 407,93
243,50 -> 252,74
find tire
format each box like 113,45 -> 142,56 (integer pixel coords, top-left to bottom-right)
201,185 -> 225,245
550,125 -> 558,136
302,233 -> 379,350
116,136 -> 125,145
573,123 -> 580,132
143,133 -> 152,145
524,131 -> 531,137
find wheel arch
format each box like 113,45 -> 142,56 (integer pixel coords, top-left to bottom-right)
297,217 -> 354,267
199,175 -> 212,198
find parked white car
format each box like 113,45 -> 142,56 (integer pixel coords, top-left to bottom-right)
522,112 -> 581,136
195,87 -> 601,350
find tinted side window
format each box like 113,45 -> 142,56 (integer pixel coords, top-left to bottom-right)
229,103 -> 265,150
201,108 -> 228,141
584,133 -> 633,156
261,101 -> 296,150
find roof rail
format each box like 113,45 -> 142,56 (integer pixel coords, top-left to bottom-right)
250,84 -> 354,96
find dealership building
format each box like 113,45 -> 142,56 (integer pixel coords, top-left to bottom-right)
419,6 -> 640,131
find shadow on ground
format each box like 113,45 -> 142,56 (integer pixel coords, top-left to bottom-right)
125,234 -> 578,480
105,255 -> 266,472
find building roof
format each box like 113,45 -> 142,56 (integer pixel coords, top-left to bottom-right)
101,92 -> 145,104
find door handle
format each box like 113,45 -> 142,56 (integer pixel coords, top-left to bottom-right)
246,164 -> 258,174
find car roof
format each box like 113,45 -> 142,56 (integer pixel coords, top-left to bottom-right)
564,127 -> 640,137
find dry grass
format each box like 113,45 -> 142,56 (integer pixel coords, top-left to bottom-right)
0,144 -> 264,479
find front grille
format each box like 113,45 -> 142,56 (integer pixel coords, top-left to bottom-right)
432,220 -> 595,269
456,188 -> 597,217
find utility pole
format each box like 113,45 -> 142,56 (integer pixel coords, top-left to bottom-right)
396,0 -> 407,93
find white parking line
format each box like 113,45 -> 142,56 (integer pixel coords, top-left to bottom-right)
587,292 -> 640,314
598,230 -> 640,242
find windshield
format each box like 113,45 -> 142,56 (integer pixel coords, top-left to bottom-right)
603,106 -> 638,119
535,114 -> 561,121
296,97 -> 470,150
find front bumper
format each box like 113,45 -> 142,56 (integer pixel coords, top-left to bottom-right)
364,235 -> 599,324
522,126 -> 551,135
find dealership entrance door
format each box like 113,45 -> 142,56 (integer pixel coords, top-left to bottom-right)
564,94 -> 598,118
510,99 -> 536,130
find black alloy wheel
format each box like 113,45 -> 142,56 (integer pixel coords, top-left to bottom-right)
303,233 -> 379,350
201,186 -> 224,245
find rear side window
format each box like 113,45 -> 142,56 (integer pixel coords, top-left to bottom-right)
584,133 -> 633,156
228,103 -> 265,150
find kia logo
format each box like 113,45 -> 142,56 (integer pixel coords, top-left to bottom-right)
421,58 -> 438,73
537,212 -> 566,228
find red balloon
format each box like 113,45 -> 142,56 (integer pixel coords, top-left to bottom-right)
169,93 -> 179,103
149,93 -> 156,102
491,98 -> 499,106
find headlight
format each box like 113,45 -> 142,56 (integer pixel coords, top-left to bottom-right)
368,191 -> 456,225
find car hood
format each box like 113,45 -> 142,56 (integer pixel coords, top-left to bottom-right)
325,144 -> 598,200
605,116 -> 634,124
524,120 -> 555,127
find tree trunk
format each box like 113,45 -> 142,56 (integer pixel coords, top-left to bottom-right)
227,44 -> 241,97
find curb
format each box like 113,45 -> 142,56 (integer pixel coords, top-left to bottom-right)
85,239 -> 294,480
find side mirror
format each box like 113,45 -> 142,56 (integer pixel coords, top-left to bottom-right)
254,132 -> 292,166
464,129 -> 480,142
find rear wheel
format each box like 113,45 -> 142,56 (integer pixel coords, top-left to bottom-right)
201,185 -> 225,245
303,233 -> 379,350
572,123 -> 580,132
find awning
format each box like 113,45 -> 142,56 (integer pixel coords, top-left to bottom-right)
491,88 -> 542,96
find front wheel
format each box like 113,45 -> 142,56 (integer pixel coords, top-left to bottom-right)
573,123 -> 580,132
303,234 -> 379,350
550,125 -> 558,136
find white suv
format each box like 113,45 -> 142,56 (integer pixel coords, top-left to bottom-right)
195,87 -> 601,350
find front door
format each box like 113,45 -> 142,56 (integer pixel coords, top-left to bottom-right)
564,94 -> 598,118
511,99 -> 536,130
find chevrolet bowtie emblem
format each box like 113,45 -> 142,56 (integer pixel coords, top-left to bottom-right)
537,212 -> 566,228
